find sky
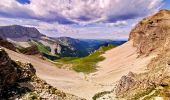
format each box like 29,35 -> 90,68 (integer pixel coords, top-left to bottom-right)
0,0 -> 169,40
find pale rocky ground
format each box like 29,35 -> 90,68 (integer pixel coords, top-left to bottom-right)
4,40 -> 156,100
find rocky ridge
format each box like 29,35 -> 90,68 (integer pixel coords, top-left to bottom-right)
0,48 -> 85,100
0,37 -> 16,51
129,10 -> 170,55
114,10 -> 170,99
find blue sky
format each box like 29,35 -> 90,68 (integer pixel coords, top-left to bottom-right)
163,0 -> 170,9
0,0 -> 169,40
16,0 -> 30,4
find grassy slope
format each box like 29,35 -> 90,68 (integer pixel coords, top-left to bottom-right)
34,42 -> 50,54
55,44 -> 116,73
16,41 -> 49,54
32,41 -> 60,60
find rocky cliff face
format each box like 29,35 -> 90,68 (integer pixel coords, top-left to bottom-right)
114,10 -> 170,99
0,48 -> 85,100
129,10 -> 170,55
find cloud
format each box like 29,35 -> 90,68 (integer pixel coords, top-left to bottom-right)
107,21 -> 128,27
0,0 -> 164,39
0,16 -> 132,39
0,0 -> 163,24
37,22 -> 79,35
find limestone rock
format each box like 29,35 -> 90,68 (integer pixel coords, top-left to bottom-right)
129,10 -> 170,55
115,72 -> 137,97
114,10 -> 170,99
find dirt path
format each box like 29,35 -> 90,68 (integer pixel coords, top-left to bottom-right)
4,41 -> 157,100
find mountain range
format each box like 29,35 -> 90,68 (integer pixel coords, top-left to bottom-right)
0,25 -> 126,59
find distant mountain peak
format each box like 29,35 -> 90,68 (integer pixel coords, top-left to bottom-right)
0,25 -> 42,39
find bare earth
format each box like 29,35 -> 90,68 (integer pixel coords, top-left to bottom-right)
4,41 -> 157,100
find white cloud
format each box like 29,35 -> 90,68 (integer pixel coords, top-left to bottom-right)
37,22 -> 79,35
107,21 -> 128,27
0,0 -> 163,24
0,0 -> 164,39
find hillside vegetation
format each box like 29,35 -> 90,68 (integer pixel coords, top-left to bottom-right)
56,44 -> 116,73
34,41 -> 60,60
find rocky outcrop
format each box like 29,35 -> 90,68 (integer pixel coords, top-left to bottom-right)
18,45 -> 40,55
115,64 -> 170,99
115,72 -> 137,97
0,48 -> 85,100
129,10 -> 170,55
114,10 -> 170,99
0,37 -> 16,51
0,48 -> 19,96
0,48 -> 35,98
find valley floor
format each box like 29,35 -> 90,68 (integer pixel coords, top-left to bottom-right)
4,41 -> 157,100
